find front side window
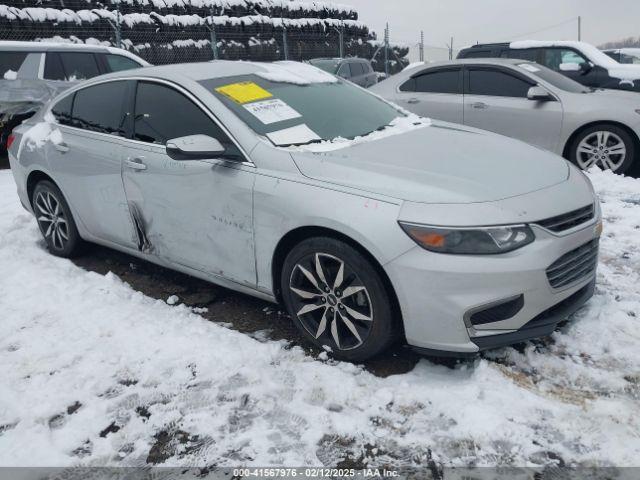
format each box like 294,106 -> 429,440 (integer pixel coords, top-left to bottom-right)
542,48 -> 588,71
71,81 -> 129,135
337,63 -> 352,78
0,51 -> 28,79
468,68 -> 532,97
59,52 -> 100,80
202,75 -> 403,147
503,48 -> 538,61
400,69 -> 461,94
350,62 -> 365,76
133,82 -> 242,160
105,54 -> 142,72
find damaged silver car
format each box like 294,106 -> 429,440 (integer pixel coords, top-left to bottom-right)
8,61 -> 602,361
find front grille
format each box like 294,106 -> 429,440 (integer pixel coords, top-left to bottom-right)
546,239 -> 599,289
536,204 -> 595,233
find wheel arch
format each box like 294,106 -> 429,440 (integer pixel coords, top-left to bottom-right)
271,226 -> 404,332
562,120 -> 640,159
26,170 -> 57,208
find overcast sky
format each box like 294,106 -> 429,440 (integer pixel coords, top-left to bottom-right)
342,0 -> 640,60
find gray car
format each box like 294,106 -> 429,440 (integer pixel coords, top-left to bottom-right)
308,57 -> 378,87
371,59 -> 640,174
7,61 -> 601,361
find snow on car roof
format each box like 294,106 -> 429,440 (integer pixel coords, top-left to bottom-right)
510,40 -> 640,86
0,40 -> 149,65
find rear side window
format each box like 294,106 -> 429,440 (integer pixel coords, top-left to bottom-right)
44,53 -> 66,81
400,69 -> 461,94
104,54 -> 142,72
133,82 -> 242,160
0,51 -> 28,79
71,81 -> 129,135
461,49 -> 495,58
59,53 -> 100,80
51,93 -> 74,126
350,62 -> 365,76
502,49 -> 538,61
468,68 -> 532,97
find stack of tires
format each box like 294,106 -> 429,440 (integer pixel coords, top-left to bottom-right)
0,0 -> 408,70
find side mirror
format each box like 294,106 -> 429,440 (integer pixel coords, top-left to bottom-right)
527,86 -> 554,101
579,62 -> 593,74
166,135 -> 226,160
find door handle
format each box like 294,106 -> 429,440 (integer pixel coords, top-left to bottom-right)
125,157 -> 147,171
407,98 -> 421,104
54,142 -> 69,153
471,102 -> 488,110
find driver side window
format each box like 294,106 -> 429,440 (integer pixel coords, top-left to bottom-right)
542,48 -> 588,71
133,81 -> 242,160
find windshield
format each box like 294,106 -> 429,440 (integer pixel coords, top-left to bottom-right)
517,62 -> 591,93
201,74 -> 404,146
308,59 -> 340,74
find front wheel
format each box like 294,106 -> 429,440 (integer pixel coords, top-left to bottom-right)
281,237 -> 397,362
32,180 -> 84,257
570,125 -> 635,174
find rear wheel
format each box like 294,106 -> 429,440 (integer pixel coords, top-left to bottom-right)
32,181 -> 83,257
570,124 -> 635,174
281,237 -> 396,362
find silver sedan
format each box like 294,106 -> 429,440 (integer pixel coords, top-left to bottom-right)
371,58 -> 640,174
8,61 -> 601,361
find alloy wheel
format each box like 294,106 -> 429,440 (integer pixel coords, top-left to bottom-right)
576,131 -> 627,171
289,253 -> 373,351
35,190 -> 69,250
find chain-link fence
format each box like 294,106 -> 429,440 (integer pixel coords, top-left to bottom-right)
0,1 -> 411,73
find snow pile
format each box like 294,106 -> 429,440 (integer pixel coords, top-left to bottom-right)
22,112 -> 63,152
289,114 -> 432,152
511,40 -> 640,86
0,169 -> 639,467
254,61 -> 338,85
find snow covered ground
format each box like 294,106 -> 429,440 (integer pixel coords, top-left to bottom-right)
0,168 -> 639,468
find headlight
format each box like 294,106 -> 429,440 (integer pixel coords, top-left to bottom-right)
399,222 -> 535,255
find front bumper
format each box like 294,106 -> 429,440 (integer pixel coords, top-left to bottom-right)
385,216 -> 601,356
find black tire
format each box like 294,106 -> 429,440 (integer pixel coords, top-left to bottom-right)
32,180 -> 84,258
569,124 -> 636,174
281,237 -> 396,362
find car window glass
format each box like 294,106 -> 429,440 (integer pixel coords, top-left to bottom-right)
133,82 -> 242,160
503,49 -> 538,61
0,51 -> 28,78
350,62 -> 364,76
71,81 -> 128,135
44,52 -> 66,81
404,69 -> 461,94
337,63 -> 351,78
51,93 -> 74,126
462,50 -> 493,58
542,48 -> 588,70
105,54 -> 141,72
59,52 -> 100,80
468,69 -> 532,97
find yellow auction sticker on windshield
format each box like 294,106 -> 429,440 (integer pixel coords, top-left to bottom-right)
215,82 -> 273,104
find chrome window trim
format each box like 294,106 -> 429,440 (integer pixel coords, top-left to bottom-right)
48,76 -> 256,168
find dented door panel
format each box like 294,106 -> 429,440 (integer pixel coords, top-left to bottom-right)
121,141 -> 256,286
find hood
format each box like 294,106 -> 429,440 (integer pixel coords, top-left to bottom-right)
291,122 -> 570,204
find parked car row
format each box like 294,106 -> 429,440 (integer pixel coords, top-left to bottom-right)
8,60 -> 602,361
372,58 -> 640,174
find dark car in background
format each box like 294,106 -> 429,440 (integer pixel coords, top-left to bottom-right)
308,57 -> 378,87
458,41 -> 640,93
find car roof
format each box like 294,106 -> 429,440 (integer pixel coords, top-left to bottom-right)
463,43 -> 511,49
0,41 -> 112,53
97,60 -> 333,83
409,58 -> 532,69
